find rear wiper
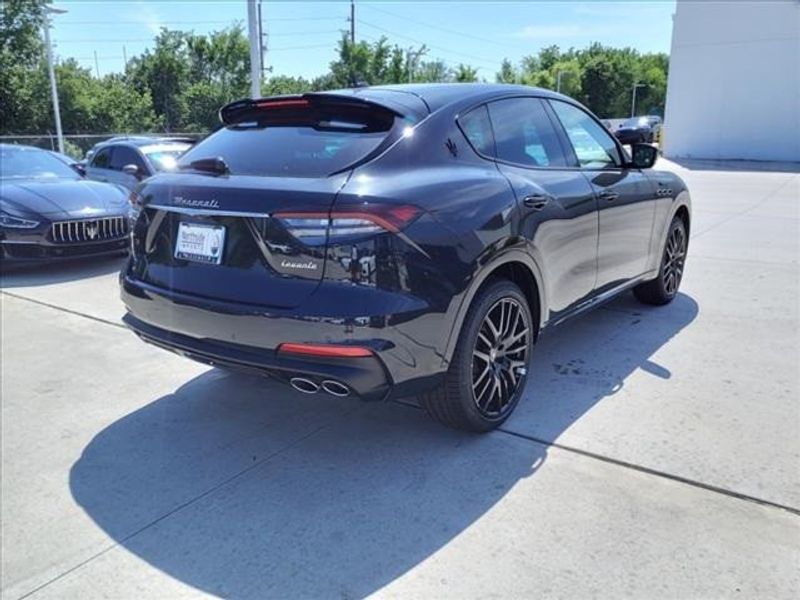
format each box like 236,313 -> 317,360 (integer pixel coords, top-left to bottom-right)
178,156 -> 230,176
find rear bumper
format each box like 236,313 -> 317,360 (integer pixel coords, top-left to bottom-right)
120,274 -> 447,400
123,312 -> 391,400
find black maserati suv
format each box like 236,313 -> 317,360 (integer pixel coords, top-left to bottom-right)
121,84 -> 690,432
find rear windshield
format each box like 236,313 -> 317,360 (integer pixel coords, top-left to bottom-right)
178,103 -> 400,178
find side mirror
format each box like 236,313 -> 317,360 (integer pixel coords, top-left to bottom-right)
122,164 -> 143,179
629,143 -> 658,169
71,163 -> 86,177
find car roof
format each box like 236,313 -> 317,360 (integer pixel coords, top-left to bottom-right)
0,143 -> 47,153
320,83 -> 566,114
94,137 -> 194,150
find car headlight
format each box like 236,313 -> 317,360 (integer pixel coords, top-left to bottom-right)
0,212 -> 40,229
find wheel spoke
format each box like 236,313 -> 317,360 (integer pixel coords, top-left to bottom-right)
473,349 -> 492,364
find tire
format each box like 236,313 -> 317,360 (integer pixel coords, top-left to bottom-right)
420,279 -> 534,432
634,216 -> 688,305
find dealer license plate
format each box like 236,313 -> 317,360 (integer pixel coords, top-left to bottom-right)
174,222 -> 226,265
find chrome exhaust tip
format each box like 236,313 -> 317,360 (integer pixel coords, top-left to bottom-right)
289,377 -> 319,394
321,380 -> 351,397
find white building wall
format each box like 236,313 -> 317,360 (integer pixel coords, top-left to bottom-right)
663,0 -> 800,161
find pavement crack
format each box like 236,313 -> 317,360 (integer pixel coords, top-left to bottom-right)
0,291 -> 126,330
392,399 -> 800,517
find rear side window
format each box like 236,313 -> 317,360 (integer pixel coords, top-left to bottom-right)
458,105 -> 494,156
91,147 -> 112,168
179,102 -> 400,178
487,98 -> 567,168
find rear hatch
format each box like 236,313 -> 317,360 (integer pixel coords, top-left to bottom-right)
131,95 -> 413,309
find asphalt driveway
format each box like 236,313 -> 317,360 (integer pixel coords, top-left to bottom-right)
1,159 -> 798,599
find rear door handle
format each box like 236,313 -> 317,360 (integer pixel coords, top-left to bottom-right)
599,190 -> 619,202
523,194 -> 550,211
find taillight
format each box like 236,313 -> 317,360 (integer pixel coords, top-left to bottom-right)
277,342 -> 374,358
274,204 -> 421,245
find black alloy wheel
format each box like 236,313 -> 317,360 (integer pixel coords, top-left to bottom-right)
634,216 -> 688,305
662,222 -> 687,296
420,279 -> 533,432
471,297 -> 530,417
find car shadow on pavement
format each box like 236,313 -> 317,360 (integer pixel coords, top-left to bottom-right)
0,255 -> 127,288
69,292 -> 697,598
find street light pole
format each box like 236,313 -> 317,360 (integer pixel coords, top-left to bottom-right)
247,0 -> 261,98
631,82 -> 647,117
556,70 -> 566,93
43,5 -> 67,154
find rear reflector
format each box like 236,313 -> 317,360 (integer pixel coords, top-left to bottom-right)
277,343 -> 374,358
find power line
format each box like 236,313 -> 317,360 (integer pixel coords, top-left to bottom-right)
269,43 -> 335,52
363,3 -> 518,50
58,17 -> 344,25
356,19 -> 501,68
359,32 -> 492,73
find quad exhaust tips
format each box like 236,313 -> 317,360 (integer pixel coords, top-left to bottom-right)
289,377 -> 351,397
321,380 -> 350,397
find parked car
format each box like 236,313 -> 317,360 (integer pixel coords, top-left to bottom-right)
0,144 -> 130,264
614,116 -> 659,144
120,84 -> 690,432
47,149 -> 86,176
85,138 -> 192,190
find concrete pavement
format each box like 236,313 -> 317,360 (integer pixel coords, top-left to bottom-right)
1,161 -> 798,599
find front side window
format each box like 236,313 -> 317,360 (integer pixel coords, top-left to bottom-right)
109,146 -> 147,172
550,100 -> 622,169
487,98 -> 567,168
91,147 -> 112,169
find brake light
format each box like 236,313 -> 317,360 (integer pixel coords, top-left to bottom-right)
274,204 -> 421,244
277,343 -> 374,358
255,99 -> 310,109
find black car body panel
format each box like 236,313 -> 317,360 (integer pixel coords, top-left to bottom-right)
1,144 -> 131,263
121,84 -> 690,401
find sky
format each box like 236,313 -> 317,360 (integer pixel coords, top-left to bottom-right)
48,0 -> 677,80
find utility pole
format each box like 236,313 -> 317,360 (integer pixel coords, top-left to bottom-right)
350,0 -> 355,44
93,50 -> 100,78
407,47 -> 424,83
247,0 -> 261,98
122,45 -> 127,69
631,82 -> 647,117
43,5 -> 67,154
258,0 -> 267,80
556,70 -> 564,93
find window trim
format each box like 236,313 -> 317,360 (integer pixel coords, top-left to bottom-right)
546,99 -> 629,171
455,94 -> 622,173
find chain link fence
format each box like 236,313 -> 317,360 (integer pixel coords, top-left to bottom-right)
0,133 -> 207,159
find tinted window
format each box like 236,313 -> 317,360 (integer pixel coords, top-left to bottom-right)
551,101 -> 622,169
458,105 -> 494,156
487,98 -> 566,168
91,147 -> 113,169
179,103 -> 400,178
109,146 -> 147,172
0,147 -> 79,180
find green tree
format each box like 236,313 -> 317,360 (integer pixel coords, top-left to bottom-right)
496,59 -> 518,84
0,0 -> 46,133
454,64 -> 479,83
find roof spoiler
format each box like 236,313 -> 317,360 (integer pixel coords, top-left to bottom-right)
219,93 -> 409,126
